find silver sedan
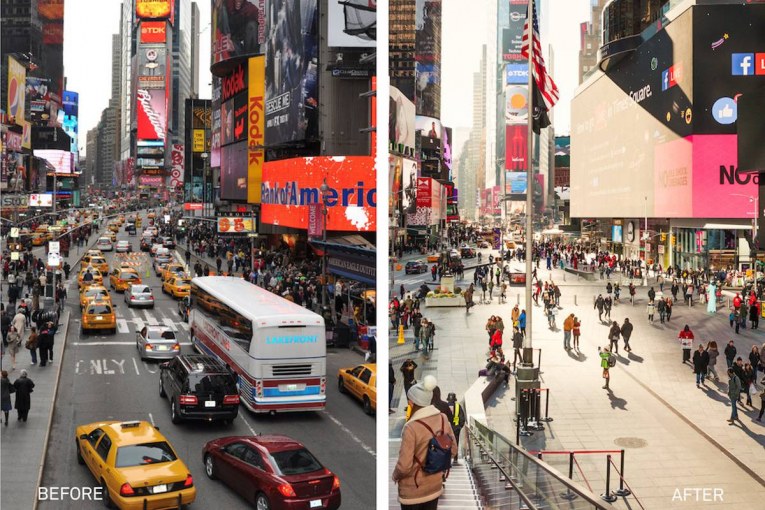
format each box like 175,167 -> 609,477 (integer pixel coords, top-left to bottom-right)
124,284 -> 155,308
136,326 -> 180,361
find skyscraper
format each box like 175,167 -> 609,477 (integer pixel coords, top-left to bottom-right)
578,0 -> 608,84
170,0 -> 199,147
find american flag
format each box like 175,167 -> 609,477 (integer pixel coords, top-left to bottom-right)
520,1 -> 559,110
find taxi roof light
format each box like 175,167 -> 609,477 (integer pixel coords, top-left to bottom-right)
120,420 -> 142,429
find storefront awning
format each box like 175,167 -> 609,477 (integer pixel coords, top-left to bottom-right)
309,236 -> 375,287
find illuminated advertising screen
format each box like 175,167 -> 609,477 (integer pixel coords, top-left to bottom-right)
407,176 -> 442,226
7,56 -> 26,124
136,88 -> 167,141
217,217 -> 255,233
137,47 -> 166,89
328,0 -> 376,47
248,55 -> 265,204
505,85 -> 528,125
505,125 -> 527,172
140,21 -> 167,43
136,0 -> 174,20
389,155 -> 403,213
62,91 -> 78,118
169,144 -> 183,190
507,172 -> 527,194
401,158 -> 418,214
220,141 -> 247,201
260,156 -> 376,231
211,77 -> 222,166
211,0 -> 265,71
501,0 -> 528,63
34,149 -> 73,174
390,86 -> 416,155
29,193 -> 53,207
220,94 -> 248,146
416,116 -> 441,150
38,0 -> 64,20
415,0 -> 441,118
441,126 -> 452,176
265,0 -> 319,145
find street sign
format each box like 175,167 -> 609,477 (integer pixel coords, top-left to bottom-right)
247,233 -> 258,238
10,252 -> 20,261
49,241 -> 60,255
10,228 -> 19,238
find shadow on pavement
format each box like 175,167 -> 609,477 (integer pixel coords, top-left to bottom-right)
607,392 -> 628,410
567,349 -> 587,362
627,352 -> 644,363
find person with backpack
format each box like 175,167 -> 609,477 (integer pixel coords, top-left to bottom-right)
446,393 -> 466,465
393,375 -> 457,510
608,321 -> 621,354
598,345 -> 615,390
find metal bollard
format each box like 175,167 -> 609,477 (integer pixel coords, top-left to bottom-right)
601,454 -> 618,502
614,449 -> 632,496
574,295 -> 577,306
517,293 -> 520,305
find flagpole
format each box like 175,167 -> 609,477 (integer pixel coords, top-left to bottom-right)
524,0 -> 535,358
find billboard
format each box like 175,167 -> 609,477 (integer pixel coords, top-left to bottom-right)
34,149 -> 73,174
441,126 -> 452,177
265,0 -> 319,145
137,46 -> 166,89
408,176 -> 443,226
29,193 -> 53,207
507,171 -> 527,194
505,85 -> 528,124
248,55 -> 265,204
38,0 -> 64,20
140,21 -> 168,43
328,0 -> 376,47
505,124 -> 527,171
260,156 -> 376,231
416,115 -> 441,150
415,0 -> 441,117
501,0 -> 528,62
220,94 -> 248,146
170,144 -> 184,190
7,57 -> 26,124
217,217 -> 255,233
62,91 -> 78,117
136,88 -> 167,141
136,0 -> 174,20
389,86 -> 416,155
401,158 -> 418,214
211,0 -> 265,70
506,63 -> 529,85
220,141 -> 248,201
211,77 -> 222,166
389,156 -> 403,213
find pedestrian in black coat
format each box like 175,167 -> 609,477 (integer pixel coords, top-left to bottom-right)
12,370 -> 34,422
692,345 -> 709,387
724,341 -> 737,369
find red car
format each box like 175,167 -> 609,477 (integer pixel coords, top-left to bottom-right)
202,435 -> 341,510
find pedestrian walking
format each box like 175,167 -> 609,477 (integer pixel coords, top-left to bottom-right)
392,375 -> 456,510
511,327 -> 523,370
594,294 -> 605,322
748,345 -> 760,379
743,362 -> 756,407
26,326 -> 38,366
646,300 -> 655,322
38,322 -> 55,367
389,362 -> 396,414
446,393 -> 466,464
621,318 -> 633,352
678,325 -> 694,365
724,340 -> 737,369
665,297 -> 673,322
563,313 -> 574,350
572,317 -> 581,351
518,309 -> 527,337
608,321 -> 621,354
657,298 -> 667,323
1,370 -> 14,426
727,367 -> 741,424
693,344 -> 709,387
706,341 -> 721,382
598,345 -> 614,390
12,369 -> 34,422
400,359 -> 418,396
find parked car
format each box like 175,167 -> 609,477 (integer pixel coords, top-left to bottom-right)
404,260 -> 428,274
75,420 -> 196,508
125,284 -> 155,308
202,435 -> 341,510
136,325 -> 180,361
337,363 -> 377,415
158,354 -> 240,424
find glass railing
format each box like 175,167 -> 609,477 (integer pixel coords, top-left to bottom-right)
466,419 -> 617,510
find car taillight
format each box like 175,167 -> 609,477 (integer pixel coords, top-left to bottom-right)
144,343 -> 153,351
276,483 -> 296,498
320,377 -> 326,395
223,394 -> 240,405
130,296 -> 135,300
148,295 -> 154,300
183,474 -> 194,488
172,343 -> 180,351
179,394 -> 197,405
119,483 -> 135,496
332,475 -> 341,491
255,380 -> 263,398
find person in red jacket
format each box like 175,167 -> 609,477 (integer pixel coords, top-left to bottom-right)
490,328 -> 503,356
678,324 -> 695,364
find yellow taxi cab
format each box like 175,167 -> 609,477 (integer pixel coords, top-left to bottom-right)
75,420 -> 196,509
31,233 -> 47,246
161,263 -> 186,283
108,223 -> 120,233
82,255 -> 109,274
35,224 -> 49,234
162,275 -> 191,298
108,231 -> 118,242
81,300 -> 116,334
78,268 -> 104,290
85,248 -> 104,258
337,363 -> 377,415
147,212 -> 156,219
109,267 -> 142,292
118,214 -> 126,224
135,217 -> 142,228
80,285 -> 112,311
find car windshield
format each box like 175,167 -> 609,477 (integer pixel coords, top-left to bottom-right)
88,304 -> 112,314
121,272 -> 139,280
115,442 -> 177,468
149,330 -> 176,340
269,448 -> 323,475
86,289 -> 107,299
134,286 -> 151,294
187,374 -> 235,394
178,279 -> 191,286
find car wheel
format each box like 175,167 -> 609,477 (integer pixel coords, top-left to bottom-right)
159,377 -> 166,398
255,492 -> 271,510
101,480 -> 113,508
363,396 -> 373,415
170,399 -> 182,424
76,440 -> 84,465
204,453 -> 218,480
338,378 -> 346,393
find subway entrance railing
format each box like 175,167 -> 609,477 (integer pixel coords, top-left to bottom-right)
466,419 -> 618,510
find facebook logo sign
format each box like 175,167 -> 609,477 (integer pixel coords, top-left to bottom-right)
732,53 -> 754,75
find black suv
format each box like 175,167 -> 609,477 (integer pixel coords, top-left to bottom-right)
158,354 -> 240,424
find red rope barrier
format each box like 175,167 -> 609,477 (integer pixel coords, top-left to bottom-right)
572,456 -> 593,493
608,456 -> 646,510
527,450 -> 622,455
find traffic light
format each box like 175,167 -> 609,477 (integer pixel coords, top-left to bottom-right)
660,233 -> 667,242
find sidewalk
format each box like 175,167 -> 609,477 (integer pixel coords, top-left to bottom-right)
1,226 -> 107,510
389,280 -> 765,509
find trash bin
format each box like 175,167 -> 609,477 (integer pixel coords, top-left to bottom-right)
333,322 -> 351,348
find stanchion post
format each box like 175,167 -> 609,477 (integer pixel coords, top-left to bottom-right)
544,388 -> 551,421
537,349 -> 541,370
601,454 -> 618,502
614,449 -> 632,496
516,412 -> 521,445
568,452 -> 574,480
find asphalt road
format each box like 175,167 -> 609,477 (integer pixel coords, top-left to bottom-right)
39,221 -> 376,509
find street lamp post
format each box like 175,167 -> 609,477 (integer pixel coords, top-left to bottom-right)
320,179 -> 330,310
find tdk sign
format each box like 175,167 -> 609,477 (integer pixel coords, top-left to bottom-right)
731,53 -> 765,76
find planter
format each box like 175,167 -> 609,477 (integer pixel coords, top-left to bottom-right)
425,296 -> 465,307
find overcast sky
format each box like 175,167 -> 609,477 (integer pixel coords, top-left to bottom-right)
64,0 -> 213,155
442,0 -> 593,134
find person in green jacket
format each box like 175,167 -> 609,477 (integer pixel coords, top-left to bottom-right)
598,345 -> 612,390
727,367 -> 741,423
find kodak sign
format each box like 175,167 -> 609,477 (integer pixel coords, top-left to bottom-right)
248,56 -> 265,204
140,21 -> 167,43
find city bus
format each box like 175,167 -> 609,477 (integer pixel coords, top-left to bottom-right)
189,276 -> 326,413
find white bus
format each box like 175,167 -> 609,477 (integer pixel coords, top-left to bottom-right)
189,276 -> 326,413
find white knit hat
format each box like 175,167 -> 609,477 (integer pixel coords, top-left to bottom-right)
407,375 -> 437,407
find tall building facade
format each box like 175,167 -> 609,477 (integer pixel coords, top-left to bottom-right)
578,0 -> 608,84
170,0 -> 199,147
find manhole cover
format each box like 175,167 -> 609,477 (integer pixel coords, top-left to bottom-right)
614,437 -> 647,448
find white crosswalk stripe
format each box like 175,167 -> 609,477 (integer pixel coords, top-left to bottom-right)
144,309 -> 159,326
133,318 -> 145,331
178,322 -> 190,331
162,317 -> 177,331
117,319 -> 130,334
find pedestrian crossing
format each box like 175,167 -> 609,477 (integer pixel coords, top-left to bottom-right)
112,306 -> 189,334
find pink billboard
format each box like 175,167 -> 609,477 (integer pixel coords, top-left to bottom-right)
654,137 -> 693,217
136,88 -> 167,141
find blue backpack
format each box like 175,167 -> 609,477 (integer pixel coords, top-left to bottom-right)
413,416 -> 453,485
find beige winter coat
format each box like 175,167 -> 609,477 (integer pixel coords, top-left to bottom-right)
392,405 -> 457,505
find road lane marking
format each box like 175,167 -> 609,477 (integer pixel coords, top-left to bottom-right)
134,318 -> 145,331
129,308 -> 137,319
162,317 -> 177,331
321,410 -> 376,458
72,341 -> 192,346
117,319 -> 129,334
238,413 -> 258,436
132,357 -> 140,375
142,360 -> 158,374
178,322 -> 190,331
144,309 -> 159,326
149,413 -> 155,426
